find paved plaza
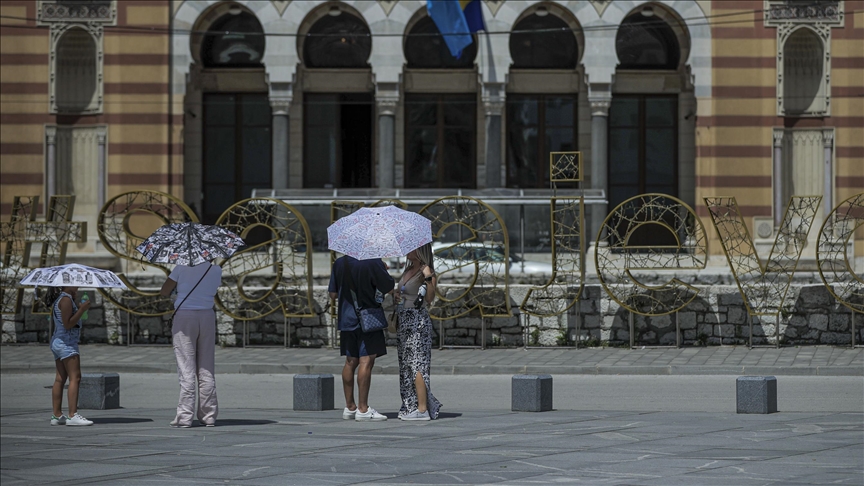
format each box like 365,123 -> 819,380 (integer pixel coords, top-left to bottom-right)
1,345 -> 862,484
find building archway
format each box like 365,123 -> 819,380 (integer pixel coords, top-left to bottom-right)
185,2 -> 271,225
506,3 -> 584,189
296,3 -> 374,188
608,3 -> 693,246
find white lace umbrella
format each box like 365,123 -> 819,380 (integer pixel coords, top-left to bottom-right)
327,206 -> 432,260
19,263 -> 127,289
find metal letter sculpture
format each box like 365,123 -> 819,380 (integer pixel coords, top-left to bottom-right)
215,198 -> 315,322
520,152 -> 585,317
97,191 -> 198,316
1,195 -> 87,315
596,194 -> 708,316
419,196 -> 511,319
817,193 -> 863,345
705,195 -> 822,347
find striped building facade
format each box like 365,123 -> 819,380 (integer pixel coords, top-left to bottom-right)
1,0 -> 861,267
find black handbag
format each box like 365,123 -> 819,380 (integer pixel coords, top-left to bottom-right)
342,259 -> 388,333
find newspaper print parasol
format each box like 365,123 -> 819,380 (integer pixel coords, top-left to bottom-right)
19,263 -> 127,289
136,222 -> 245,266
327,206 -> 433,260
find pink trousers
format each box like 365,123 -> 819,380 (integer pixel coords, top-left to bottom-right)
171,309 -> 218,426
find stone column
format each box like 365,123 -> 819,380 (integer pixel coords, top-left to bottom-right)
269,82 -> 293,192
270,96 -> 291,191
589,96 -> 611,245
97,127 -> 107,210
773,130 -> 784,226
822,129 -> 834,218
45,126 -> 57,201
376,89 -> 398,189
483,97 -> 505,188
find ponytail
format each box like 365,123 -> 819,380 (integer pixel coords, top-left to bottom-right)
41,287 -> 62,309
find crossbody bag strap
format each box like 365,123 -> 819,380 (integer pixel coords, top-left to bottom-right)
341,258 -> 362,311
172,264 -> 212,318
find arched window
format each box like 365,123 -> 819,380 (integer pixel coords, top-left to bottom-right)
201,11 -> 265,68
783,28 -> 825,115
303,12 -> 371,68
510,14 -> 578,69
55,28 -> 97,112
616,14 -> 680,70
404,16 -> 477,69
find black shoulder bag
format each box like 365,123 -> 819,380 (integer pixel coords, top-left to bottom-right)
342,259 -> 388,333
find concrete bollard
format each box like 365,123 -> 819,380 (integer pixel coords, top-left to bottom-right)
736,376 -> 777,414
512,374 -> 553,412
78,373 -> 120,410
293,374 -> 334,411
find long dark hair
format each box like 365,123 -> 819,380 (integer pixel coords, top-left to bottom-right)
41,287 -> 62,309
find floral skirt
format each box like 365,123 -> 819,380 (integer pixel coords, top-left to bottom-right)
396,308 -> 442,419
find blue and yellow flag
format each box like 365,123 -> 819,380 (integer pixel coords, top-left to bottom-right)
460,0 -> 486,33
426,0 -> 485,58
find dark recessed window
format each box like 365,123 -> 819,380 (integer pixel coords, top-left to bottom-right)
405,94 -> 476,188
202,12 -> 265,68
616,14 -> 680,70
303,13 -> 371,68
510,14 -> 578,69
405,17 -> 477,69
507,95 -> 577,188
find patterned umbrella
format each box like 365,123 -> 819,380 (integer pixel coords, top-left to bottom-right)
19,264 -> 127,289
136,222 -> 245,266
327,206 -> 432,260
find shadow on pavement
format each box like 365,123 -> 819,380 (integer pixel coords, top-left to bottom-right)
210,419 -> 278,427
92,417 -> 153,424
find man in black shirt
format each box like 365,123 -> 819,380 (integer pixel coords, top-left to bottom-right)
328,255 -> 395,421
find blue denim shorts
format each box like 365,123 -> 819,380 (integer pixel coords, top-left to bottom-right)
51,329 -> 80,361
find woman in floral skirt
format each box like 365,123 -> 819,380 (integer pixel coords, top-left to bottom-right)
395,243 -> 442,421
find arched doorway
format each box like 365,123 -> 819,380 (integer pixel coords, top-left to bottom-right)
403,15 -> 478,188
189,6 -> 271,225
299,4 -> 374,188
506,5 -> 581,188
608,5 -> 690,246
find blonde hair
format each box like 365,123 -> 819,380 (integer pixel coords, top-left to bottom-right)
403,243 -> 434,279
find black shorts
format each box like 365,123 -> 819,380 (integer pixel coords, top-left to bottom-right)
340,328 -> 387,358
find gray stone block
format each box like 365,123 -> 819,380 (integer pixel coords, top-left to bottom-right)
512,374 -> 552,412
293,374 -> 334,411
79,373 -> 120,410
736,376 -> 777,414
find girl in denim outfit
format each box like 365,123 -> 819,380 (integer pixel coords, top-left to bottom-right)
47,286 -> 93,426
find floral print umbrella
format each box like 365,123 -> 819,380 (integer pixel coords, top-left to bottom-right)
327,206 -> 432,260
19,263 -> 127,289
136,222 -> 245,266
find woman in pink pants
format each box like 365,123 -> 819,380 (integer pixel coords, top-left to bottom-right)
160,262 -> 223,428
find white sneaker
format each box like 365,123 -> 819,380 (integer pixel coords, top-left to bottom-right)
342,408 -> 357,420
50,414 -> 67,426
400,410 -> 430,421
66,413 -> 93,426
354,407 -> 387,421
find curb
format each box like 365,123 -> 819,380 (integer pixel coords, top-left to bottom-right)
2,364 -> 861,376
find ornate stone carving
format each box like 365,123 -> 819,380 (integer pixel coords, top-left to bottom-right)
589,99 -> 611,117
483,0 -> 504,17
588,0 -> 613,17
49,23 -> 103,114
378,0 -> 398,16
376,97 -> 398,116
767,1 -> 842,117
271,0 -> 291,17
766,1 -> 843,23
38,0 -> 116,24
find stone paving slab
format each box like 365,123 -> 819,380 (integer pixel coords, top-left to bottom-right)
1,408 -> 860,485
1,344 -> 862,376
